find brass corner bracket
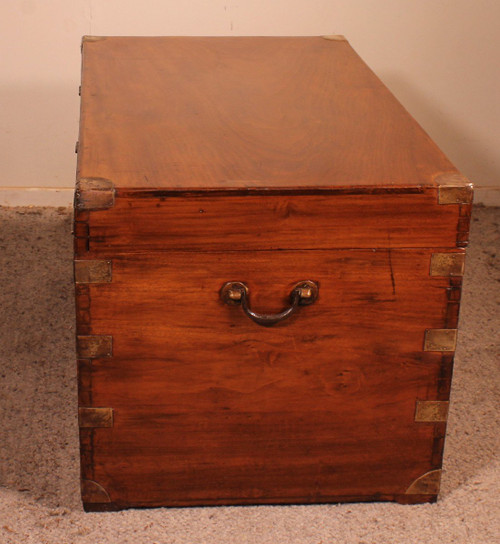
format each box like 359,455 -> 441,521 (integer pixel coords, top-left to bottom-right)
435,172 -> 473,205
406,469 -> 442,495
77,335 -> 113,358
322,35 -> 347,41
424,329 -> 457,352
81,479 -> 111,503
75,177 -> 115,211
81,36 -> 106,45
79,407 -> 114,428
415,400 -> 449,422
74,260 -> 112,283
430,253 -> 465,277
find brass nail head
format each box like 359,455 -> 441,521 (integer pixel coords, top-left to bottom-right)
298,287 -> 313,298
228,289 -> 242,301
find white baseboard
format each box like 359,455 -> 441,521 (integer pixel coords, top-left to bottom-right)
0,188 -> 74,207
0,186 -> 499,207
474,188 -> 500,206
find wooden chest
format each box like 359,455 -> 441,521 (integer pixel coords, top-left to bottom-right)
74,36 -> 472,511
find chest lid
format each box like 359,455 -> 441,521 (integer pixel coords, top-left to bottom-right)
75,36 -> 472,255
77,35 -> 468,192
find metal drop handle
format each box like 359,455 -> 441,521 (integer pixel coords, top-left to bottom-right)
220,281 -> 319,327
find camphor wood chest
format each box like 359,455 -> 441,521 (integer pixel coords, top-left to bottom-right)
74,36 -> 472,511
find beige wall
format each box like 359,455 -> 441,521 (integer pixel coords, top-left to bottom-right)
1,0 -> 499,203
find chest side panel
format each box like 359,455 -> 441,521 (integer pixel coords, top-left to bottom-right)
76,248 -> 461,508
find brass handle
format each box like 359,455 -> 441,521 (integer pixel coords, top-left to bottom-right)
220,281 -> 319,327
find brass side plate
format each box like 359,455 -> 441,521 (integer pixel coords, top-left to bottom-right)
415,400 -> 449,422
424,329 -> 457,352
406,469 -> 442,494
77,335 -> 113,358
430,253 -> 465,276
75,260 -> 112,283
79,407 -> 114,428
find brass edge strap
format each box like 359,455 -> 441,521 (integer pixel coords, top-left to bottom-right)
430,253 -> 465,276
415,400 -> 449,422
79,407 -> 114,428
74,260 -> 112,283
76,335 -> 113,358
424,329 -> 457,352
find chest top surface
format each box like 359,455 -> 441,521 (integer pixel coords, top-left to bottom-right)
77,36 -> 458,191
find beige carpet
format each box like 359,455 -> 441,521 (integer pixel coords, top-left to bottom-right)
0,205 -> 498,544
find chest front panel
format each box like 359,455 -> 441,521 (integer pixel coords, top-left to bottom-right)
76,244 -> 464,508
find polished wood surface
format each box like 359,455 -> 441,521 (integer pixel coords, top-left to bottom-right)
77,248 -> 460,508
74,189 -> 467,256
78,36 -> 457,190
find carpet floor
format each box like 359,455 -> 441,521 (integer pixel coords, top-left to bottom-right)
0,205 -> 498,544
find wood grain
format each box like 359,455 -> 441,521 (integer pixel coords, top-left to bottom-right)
77,248 -> 457,506
77,36 -> 457,190
74,190 -> 466,256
